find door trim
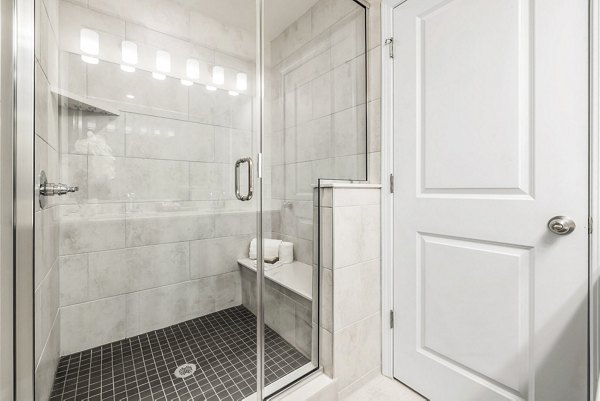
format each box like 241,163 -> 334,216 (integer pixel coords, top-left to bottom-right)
590,0 -> 600,399
380,0 -> 398,379
380,1 -> 599,400
0,0 -> 17,398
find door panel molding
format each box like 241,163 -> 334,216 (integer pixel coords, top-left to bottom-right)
381,0 -> 594,399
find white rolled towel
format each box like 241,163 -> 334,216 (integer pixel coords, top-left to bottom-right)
279,242 -> 294,263
249,238 -> 282,261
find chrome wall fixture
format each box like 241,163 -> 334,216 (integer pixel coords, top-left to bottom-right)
38,170 -> 79,209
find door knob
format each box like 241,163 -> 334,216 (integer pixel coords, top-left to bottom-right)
547,216 -> 576,235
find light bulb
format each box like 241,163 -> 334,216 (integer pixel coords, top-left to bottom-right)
180,79 -> 193,86
80,28 -> 99,56
156,50 -> 171,73
152,72 -> 166,80
228,90 -> 239,96
206,85 -> 217,91
186,58 -> 200,80
121,41 -> 138,66
236,73 -> 247,91
212,65 -> 224,85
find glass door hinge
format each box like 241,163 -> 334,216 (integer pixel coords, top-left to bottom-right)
390,310 -> 394,329
257,153 -> 263,178
389,174 -> 394,194
385,37 -> 394,58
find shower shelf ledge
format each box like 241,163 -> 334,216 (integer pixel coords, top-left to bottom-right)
238,258 -> 312,301
51,87 -> 120,116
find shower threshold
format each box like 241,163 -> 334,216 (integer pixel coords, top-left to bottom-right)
49,306 -> 309,401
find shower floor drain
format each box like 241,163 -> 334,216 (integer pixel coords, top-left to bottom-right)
174,363 -> 197,379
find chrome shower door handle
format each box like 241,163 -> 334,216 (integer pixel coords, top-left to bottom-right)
235,157 -> 254,201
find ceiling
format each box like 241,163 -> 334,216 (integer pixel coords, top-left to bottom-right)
174,0 -> 320,40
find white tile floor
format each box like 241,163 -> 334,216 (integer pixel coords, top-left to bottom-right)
343,375 -> 427,401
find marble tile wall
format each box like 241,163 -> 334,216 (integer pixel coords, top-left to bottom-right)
265,0 -> 380,271
35,0 -> 62,399
56,0 -> 265,355
318,185 -> 381,397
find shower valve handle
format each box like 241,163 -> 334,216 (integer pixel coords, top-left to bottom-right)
40,182 -> 79,196
39,170 -> 79,208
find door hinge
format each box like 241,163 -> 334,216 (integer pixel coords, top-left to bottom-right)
385,37 -> 394,59
257,152 -> 263,179
390,310 -> 394,329
389,174 -> 394,194
590,217 -> 593,234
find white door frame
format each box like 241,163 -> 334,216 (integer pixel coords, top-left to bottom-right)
380,1 -> 600,399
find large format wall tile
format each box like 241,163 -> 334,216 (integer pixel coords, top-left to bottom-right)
190,235 -> 252,279
189,162 -> 233,201
333,104 -> 366,157
35,206 -> 59,289
61,296 -> 127,355
60,154 -> 88,204
60,203 -> 126,255
333,259 -> 380,330
87,242 -> 189,299
125,113 -> 215,162
35,261 -> 59,365
35,62 -> 59,150
126,211 -> 215,247
189,11 -> 255,60
213,127 -> 253,164
88,0 -> 189,40
332,55 -> 366,113
35,315 -> 60,401
87,62 -> 189,118
87,156 -> 189,202
59,254 -> 89,307
311,0 -> 357,40
333,203 -> 379,268
124,272 -> 242,338
214,212 -> 257,237
331,8 -> 366,68
333,313 -> 381,390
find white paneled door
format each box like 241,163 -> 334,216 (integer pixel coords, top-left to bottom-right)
392,0 -> 589,400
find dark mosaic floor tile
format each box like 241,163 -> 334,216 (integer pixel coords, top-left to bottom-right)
49,306 -> 309,401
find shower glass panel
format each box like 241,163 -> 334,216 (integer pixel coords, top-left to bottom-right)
259,0 -> 368,397
31,0 -> 366,399
33,0 -> 263,400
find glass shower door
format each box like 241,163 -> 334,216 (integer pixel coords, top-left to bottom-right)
27,0 -> 366,398
32,0 -> 264,400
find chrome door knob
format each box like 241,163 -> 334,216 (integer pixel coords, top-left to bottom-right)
547,216 -> 576,235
